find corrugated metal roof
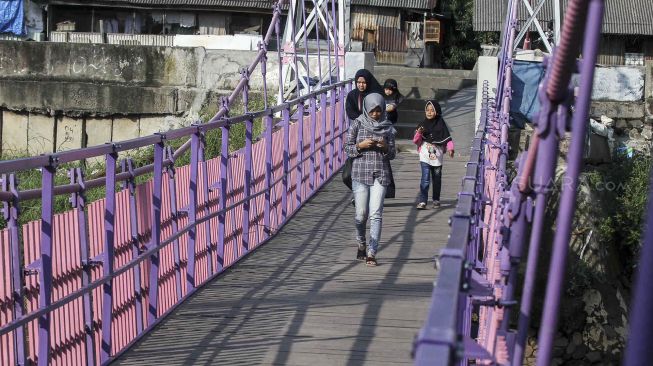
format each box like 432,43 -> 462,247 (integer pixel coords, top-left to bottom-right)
50,0 -> 281,10
351,0 -> 436,10
474,0 -> 653,35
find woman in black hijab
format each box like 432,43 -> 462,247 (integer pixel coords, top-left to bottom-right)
412,100 -> 454,209
346,69 -> 384,120
382,78 -> 404,124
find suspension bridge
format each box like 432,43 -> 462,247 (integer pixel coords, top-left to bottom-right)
1,0 -> 652,365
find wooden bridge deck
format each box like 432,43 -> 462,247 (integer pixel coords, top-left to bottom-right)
113,86 -> 476,366
112,151 -> 467,365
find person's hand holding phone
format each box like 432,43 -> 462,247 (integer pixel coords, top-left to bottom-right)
357,139 -> 375,150
376,137 -> 388,152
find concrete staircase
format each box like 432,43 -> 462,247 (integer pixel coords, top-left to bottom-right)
374,65 -> 477,139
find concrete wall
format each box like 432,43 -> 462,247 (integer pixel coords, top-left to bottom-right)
174,35 -> 263,51
588,66 -> 645,102
345,52 -> 375,80
0,110 -> 185,157
475,56 -> 499,131
0,41 -> 342,157
0,41 -> 202,86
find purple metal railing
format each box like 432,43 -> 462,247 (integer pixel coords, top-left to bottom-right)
0,0 -> 351,364
410,0 -> 636,364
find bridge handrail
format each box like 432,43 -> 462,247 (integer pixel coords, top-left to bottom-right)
0,92 -> 351,336
0,80 -> 351,201
0,0 -> 351,364
414,0 -> 609,364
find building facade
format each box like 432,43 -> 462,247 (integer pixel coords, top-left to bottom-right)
473,0 -> 653,66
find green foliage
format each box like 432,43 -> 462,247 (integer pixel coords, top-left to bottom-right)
441,0 -> 499,69
565,259 -> 595,297
585,152 -> 652,275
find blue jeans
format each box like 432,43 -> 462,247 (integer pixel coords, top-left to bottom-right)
419,162 -> 442,203
352,179 -> 387,257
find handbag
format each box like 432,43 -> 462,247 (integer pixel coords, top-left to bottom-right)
342,158 -> 353,190
385,163 -> 396,199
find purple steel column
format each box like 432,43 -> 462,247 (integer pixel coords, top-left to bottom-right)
328,87 -> 336,175
281,108 -> 290,220
70,168 -> 96,366
274,4 -> 284,102
3,174 -> 27,365
121,159 -> 143,335
309,97 -> 318,193
323,0 -> 334,85
101,150 -> 117,363
259,41 -> 269,109
295,102 -> 305,208
312,0 -> 323,89
499,181 -> 530,334
496,0 -> 516,109
263,114 -> 274,238
319,93 -> 327,182
338,86 -> 347,164
164,147 -> 183,301
536,1 -> 603,364
147,138 -> 164,326
217,120 -> 230,271
243,117 -> 253,254
330,0 -> 341,79
624,154 -> 653,366
300,0 -> 312,95
37,161 -> 55,366
288,0 -> 302,98
187,129 -> 200,290
242,69 -> 253,255
513,102 -> 562,366
199,135 -> 214,276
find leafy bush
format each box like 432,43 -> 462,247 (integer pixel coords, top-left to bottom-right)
440,0 -> 499,69
586,152 -> 652,275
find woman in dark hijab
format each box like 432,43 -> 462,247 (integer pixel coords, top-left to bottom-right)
345,69 -> 384,120
382,78 -> 404,124
412,100 -> 455,209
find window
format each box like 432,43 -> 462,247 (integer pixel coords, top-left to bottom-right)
625,37 -> 644,66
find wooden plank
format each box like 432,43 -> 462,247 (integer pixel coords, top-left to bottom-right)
113,152 -> 469,365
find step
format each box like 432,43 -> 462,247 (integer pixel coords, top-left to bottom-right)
375,75 -> 476,91
393,122 -> 419,140
374,65 -> 477,79
397,98 -> 442,111
396,110 -> 425,126
375,78 -> 476,100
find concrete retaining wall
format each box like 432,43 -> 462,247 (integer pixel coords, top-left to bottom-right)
0,40 -> 342,157
0,110 -> 181,157
0,41 -> 202,86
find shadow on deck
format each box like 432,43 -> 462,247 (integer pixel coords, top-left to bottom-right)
112,151 -> 468,366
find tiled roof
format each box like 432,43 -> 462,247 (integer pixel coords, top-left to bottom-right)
474,0 -> 653,35
52,0 -> 436,11
50,0 -> 281,10
351,0 -> 436,10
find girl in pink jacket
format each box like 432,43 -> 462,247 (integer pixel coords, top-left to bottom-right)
413,100 -> 454,209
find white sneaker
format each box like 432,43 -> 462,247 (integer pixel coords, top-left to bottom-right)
432,200 -> 440,208
416,202 -> 426,210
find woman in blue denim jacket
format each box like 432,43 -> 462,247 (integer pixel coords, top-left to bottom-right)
344,93 -> 396,266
